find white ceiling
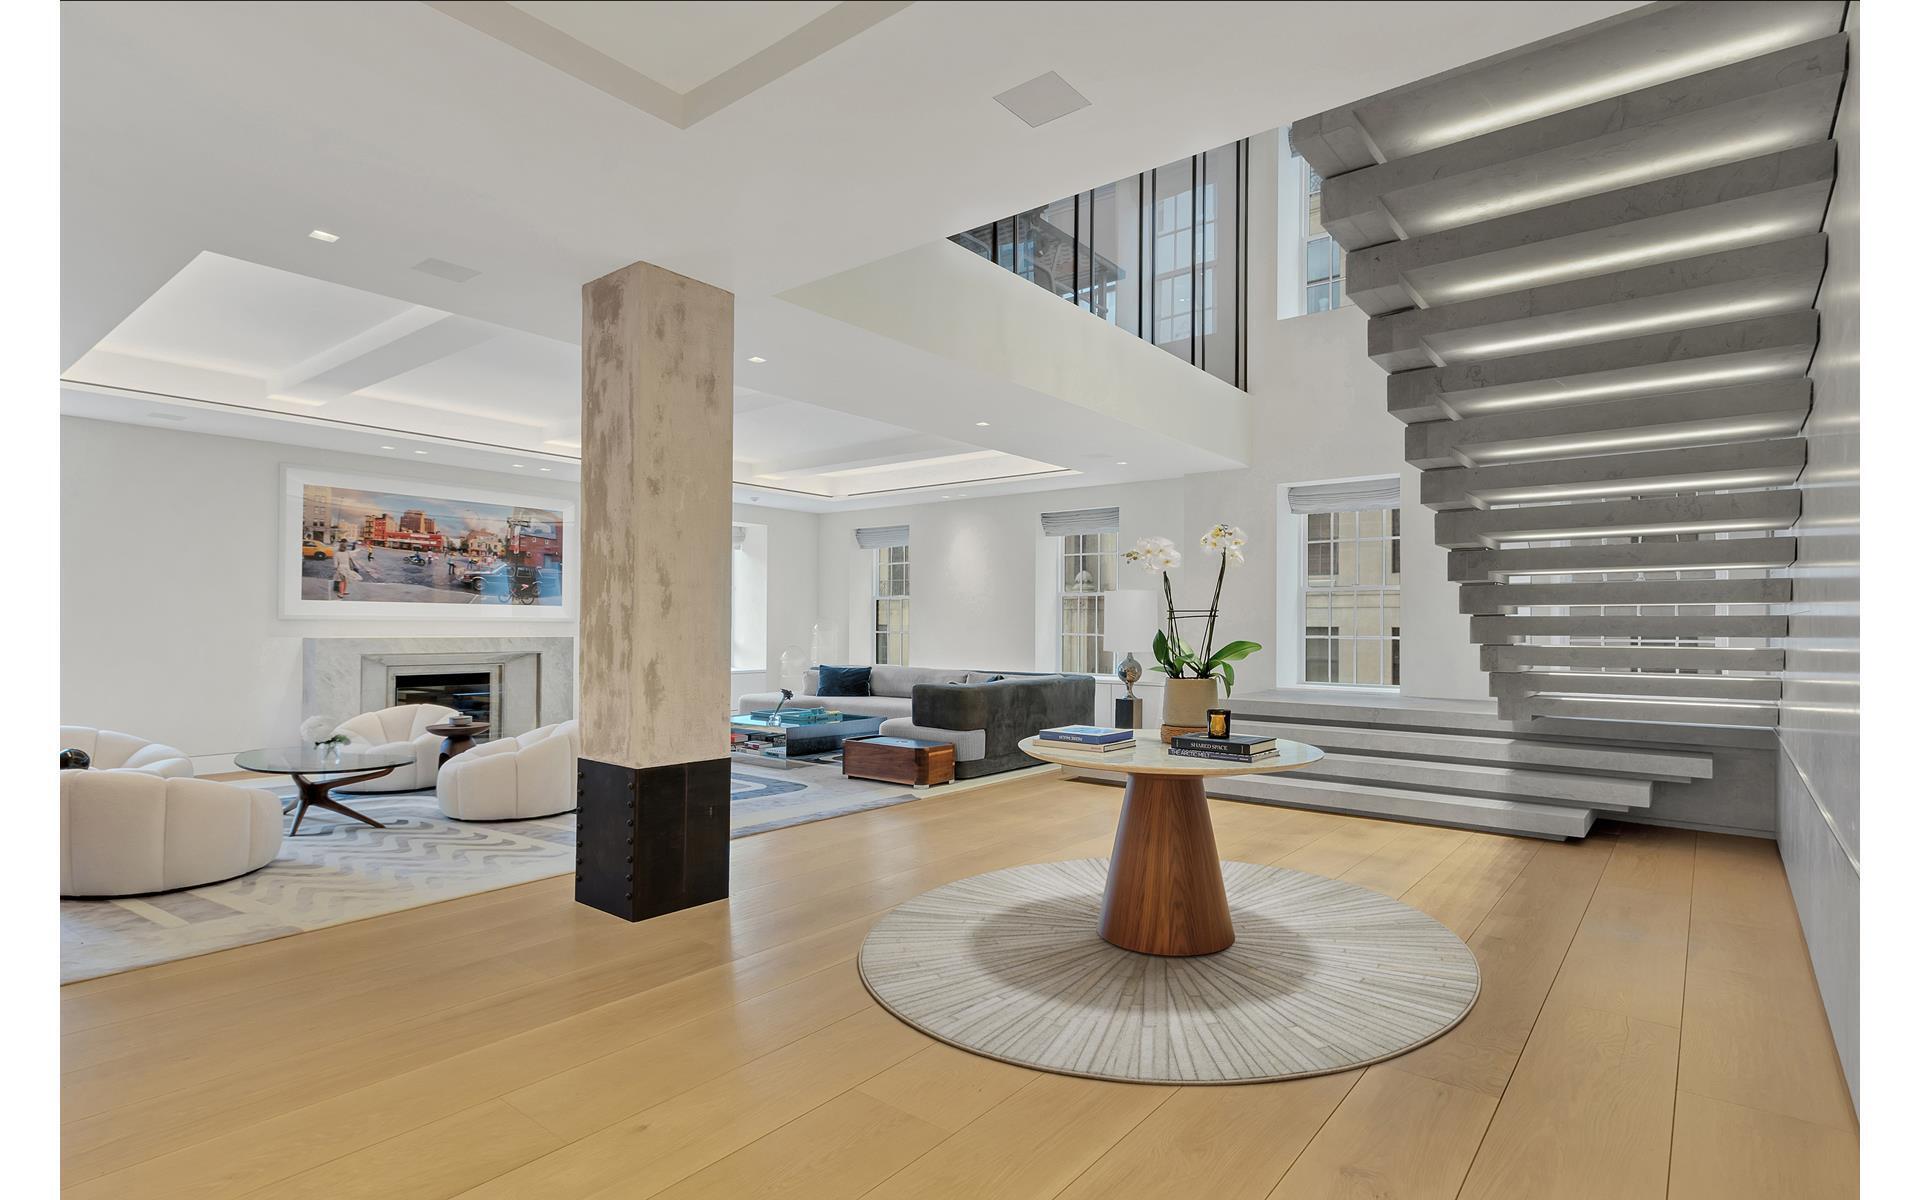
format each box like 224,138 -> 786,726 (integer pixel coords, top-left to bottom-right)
506,1 -> 840,94
60,0 -> 1640,511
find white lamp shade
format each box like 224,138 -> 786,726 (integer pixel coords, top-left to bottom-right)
1103,589 -> 1162,665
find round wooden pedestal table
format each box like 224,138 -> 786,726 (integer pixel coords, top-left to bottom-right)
1016,733 -> 1325,955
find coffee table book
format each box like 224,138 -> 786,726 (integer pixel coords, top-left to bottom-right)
1038,725 -> 1135,746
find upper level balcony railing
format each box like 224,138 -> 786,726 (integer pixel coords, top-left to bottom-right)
952,137 -> 1250,390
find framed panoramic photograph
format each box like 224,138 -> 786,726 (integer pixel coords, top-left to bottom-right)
279,466 -> 577,620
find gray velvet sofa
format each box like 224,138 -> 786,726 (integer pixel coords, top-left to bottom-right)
736,666 -> 1093,779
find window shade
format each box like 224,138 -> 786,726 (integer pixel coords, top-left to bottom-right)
1039,507 -> 1121,537
1285,478 -> 1400,515
854,524 -> 910,550
731,525 -> 746,550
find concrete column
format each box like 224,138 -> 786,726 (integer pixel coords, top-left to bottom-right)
577,260 -> 733,922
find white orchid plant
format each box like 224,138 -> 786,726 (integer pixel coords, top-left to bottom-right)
1122,523 -> 1262,695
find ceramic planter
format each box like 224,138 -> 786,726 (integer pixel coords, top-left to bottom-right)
1162,676 -> 1221,730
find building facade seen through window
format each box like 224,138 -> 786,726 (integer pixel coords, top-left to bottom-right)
1304,508 -> 1399,686
1302,167 -> 1346,313
1060,531 -> 1119,674
872,544 -> 909,665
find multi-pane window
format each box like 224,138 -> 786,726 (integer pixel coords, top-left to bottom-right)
1303,169 -> 1345,313
872,544 -> 909,665
1059,532 -> 1119,674
1153,178 -> 1217,344
1304,508 -> 1400,686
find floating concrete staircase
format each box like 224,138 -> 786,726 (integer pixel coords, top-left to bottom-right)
1292,0 -> 1852,732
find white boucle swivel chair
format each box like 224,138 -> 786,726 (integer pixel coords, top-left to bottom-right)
58,727 -> 281,896
331,703 -> 457,792
59,725 -> 194,778
436,721 -> 579,820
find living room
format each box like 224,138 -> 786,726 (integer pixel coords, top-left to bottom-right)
22,1 -> 1900,1196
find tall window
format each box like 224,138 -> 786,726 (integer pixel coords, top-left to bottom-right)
1304,508 -> 1400,686
872,544 -> 910,665
1059,531 -> 1119,673
1303,168 -> 1345,313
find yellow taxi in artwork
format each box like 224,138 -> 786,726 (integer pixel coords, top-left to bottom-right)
302,539 -> 334,559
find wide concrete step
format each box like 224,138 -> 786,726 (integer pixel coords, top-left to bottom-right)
1504,694 -> 1780,728
1227,716 -> 1714,780
1490,671 -> 1783,703
1319,36 -> 1847,248
1468,613 -> 1787,642
1458,576 -> 1790,612
1208,775 -> 1595,840
1407,378 -> 1811,469
1291,3 -> 1845,177
1423,439 -> 1808,511
1389,312 -> 1819,423
1346,143 -> 1838,316
1292,752 -> 1649,810
1450,536 -> 1797,581
1368,235 -> 1826,371
1434,490 -> 1801,549
1481,643 -> 1786,673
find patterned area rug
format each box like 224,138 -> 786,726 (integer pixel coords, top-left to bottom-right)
859,858 -> 1481,1084
60,761 -> 922,983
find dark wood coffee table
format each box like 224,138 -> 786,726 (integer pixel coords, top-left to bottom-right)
426,721 -> 490,764
843,736 -> 955,787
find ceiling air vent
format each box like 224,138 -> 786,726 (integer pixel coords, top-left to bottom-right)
993,72 -> 1090,128
412,257 -> 482,283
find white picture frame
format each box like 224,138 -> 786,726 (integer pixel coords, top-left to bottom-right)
279,465 -> 578,621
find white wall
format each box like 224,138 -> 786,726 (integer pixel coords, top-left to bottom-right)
730,501 -> 820,703
814,480 -> 1184,675
1777,5 -> 1859,1107
61,416 -> 581,767
803,129 -> 1482,706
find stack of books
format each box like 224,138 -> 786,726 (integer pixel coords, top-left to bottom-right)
1167,733 -> 1281,763
1036,725 -> 1137,753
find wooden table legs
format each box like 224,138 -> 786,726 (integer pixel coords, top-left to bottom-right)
287,767 -> 397,836
1098,772 -> 1235,956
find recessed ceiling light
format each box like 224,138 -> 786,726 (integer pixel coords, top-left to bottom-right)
308,229 -> 340,243
512,463 -> 525,468
538,466 -> 551,472
975,421 -> 990,427
747,356 -> 767,364
413,449 -> 429,455
380,444 -> 396,450
942,495 -> 952,499
1117,461 -> 1129,466
146,411 -> 187,422
413,257 -> 481,283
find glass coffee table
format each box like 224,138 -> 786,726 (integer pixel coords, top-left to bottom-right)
729,712 -> 885,767
235,745 -> 419,835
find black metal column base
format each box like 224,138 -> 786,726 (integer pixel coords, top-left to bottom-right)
575,756 -> 730,922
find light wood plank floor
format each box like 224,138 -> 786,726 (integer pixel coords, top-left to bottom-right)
60,774 -> 1859,1199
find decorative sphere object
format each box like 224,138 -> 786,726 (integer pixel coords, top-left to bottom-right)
60,748 -> 91,771
1116,650 -> 1143,697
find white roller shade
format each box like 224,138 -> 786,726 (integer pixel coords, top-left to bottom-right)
1040,507 -> 1121,537
731,525 -> 747,550
1286,477 -> 1400,515
854,524 -> 910,550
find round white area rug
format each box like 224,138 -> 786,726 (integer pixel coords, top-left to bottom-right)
858,858 -> 1480,1084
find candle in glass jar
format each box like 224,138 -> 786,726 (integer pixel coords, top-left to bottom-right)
1207,708 -> 1231,738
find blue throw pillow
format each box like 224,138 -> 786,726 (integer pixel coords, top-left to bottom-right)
816,665 -> 872,697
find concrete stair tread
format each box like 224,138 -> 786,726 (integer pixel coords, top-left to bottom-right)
1292,751 -> 1649,809
1423,440 -> 1808,511
1449,537 -> 1797,581
1468,612 -> 1787,641
1434,490 -> 1801,548
1347,144 -> 1837,316
1458,576 -> 1792,611
1490,670 -> 1783,703
1481,643 -> 1786,673
1228,716 -> 1714,780
1505,694 -> 1780,728
1208,774 -> 1595,840
1318,36 -> 1847,247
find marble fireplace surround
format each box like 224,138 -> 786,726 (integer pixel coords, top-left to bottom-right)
303,637 -> 575,738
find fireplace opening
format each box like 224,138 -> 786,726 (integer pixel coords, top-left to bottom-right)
391,670 -> 495,725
